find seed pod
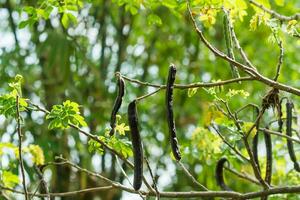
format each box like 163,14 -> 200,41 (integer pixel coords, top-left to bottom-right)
110,77 -> 125,136
252,107 -> 261,172
286,100 -> 300,172
223,12 -> 240,80
165,64 -> 181,161
215,158 -> 232,191
127,100 -> 143,190
278,98 -> 284,133
263,127 -> 272,184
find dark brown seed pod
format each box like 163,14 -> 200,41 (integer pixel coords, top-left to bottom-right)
278,98 -> 284,133
110,77 -> 125,136
165,64 -> 181,161
252,107 -> 261,172
263,127 -> 272,184
286,100 -> 300,172
215,158 -> 232,191
127,100 -> 143,190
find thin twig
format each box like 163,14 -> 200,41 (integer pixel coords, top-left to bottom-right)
224,166 -> 260,186
273,39 -> 284,81
115,156 -> 145,200
187,2 -> 300,97
177,161 -> 208,191
249,0 -> 300,21
136,88 -> 162,101
29,181 -> 42,200
225,8 -> 257,70
243,136 -> 270,189
235,103 -> 260,115
246,108 -> 266,138
144,157 -> 160,200
120,73 -> 254,89
0,191 -> 10,200
259,128 -> 300,144
34,165 -> 50,200
212,98 -> 267,188
212,125 -> 249,162
29,102 -> 155,192
16,95 -> 29,200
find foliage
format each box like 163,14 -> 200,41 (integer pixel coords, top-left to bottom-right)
46,100 -> 87,129
88,116 -> 132,158
1,171 -> 19,188
0,75 -> 27,118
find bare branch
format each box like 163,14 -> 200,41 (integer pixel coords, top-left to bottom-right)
118,72 -> 254,89
144,157 -> 160,200
225,166 -> 260,186
187,3 -> 300,96
273,39 -> 284,81
16,95 -> 29,200
212,125 -> 250,162
29,102 -> 155,192
177,161 -> 208,191
259,128 -> 300,144
249,0 -> 300,21
226,9 -> 257,70
3,184 -> 300,199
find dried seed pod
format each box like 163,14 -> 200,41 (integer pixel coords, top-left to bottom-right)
165,64 -> 181,161
223,12 -> 240,80
278,97 -> 289,134
110,77 -> 125,136
127,100 -> 143,190
263,127 -> 272,184
252,107 -> 261,172
215,158 -> 232,191
286,100 -> 300,172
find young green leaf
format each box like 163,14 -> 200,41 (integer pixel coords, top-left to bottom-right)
46,100 -> 87,130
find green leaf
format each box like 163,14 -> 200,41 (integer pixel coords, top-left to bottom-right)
161,0 -> 178,9
242,122 -> 256,138
46,100 -> 87,130
147,14 -> 162,26
187,88 -> 198,97
67,13 -> 78,25
88,138 -> 104,155
115,123 -> 129,136
61,13 -> 69,28
275,0 -> 284,6
1,171 -> 19,188
108,137 -> 133,158
19,20 -> 30,29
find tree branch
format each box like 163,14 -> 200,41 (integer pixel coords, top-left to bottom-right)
29,102 -> 155,192
3,184 -> 300,199
187,3 -> 300,97
16,95 -> 29,200
119,72 -> 254,89
259,128 -> 300,144
249,0 -> 300,21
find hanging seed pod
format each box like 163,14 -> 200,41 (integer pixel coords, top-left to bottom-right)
223,11 -> 240,80
127,100 -> 143,190
278,97 -> 289,134
110,77 -> 125,136
286,100 -> 300,172
165,64 -> 181,161
215,158 -> 232,191
263,127 -> 273,184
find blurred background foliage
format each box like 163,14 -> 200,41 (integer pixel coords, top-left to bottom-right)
0,0 -> 300,199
